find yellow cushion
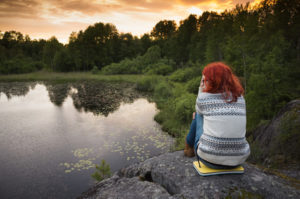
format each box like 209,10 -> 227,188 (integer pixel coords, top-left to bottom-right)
193,161 -> 244,176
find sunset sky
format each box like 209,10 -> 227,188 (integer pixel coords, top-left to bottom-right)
0,0 -> 261,43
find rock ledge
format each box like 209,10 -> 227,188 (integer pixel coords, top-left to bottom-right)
79,151 -> 300,199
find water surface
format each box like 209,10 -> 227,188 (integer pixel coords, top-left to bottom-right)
0,82 -> 174,199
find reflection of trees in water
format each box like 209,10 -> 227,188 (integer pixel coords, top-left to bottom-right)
0,81 -> 143,116
45,83 -> 71,106
70,82 -> 141,116
0,82 -> 37,99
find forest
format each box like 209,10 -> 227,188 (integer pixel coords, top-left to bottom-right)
0,0 -> 299,142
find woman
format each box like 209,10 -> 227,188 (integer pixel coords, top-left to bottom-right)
184,62 -> 250,168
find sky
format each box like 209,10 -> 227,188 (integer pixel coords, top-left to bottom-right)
0,0 -> 261,43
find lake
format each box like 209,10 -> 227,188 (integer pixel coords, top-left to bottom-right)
0,82 -> 174,199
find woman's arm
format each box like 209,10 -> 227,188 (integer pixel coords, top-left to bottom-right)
199,75 -> 206,92
195,75 -> 206,115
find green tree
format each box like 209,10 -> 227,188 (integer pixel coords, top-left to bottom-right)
142,45 -> 161,66
151,20 -> 177,40
53,49 -> 74,72
43,37 -> 63,70
246,32 -> 289,129
140,33 -> 152,54
91,160 -> 111,182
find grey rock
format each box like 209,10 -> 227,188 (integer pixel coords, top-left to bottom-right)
79,151 -> 300,199
79,175 -> 171,199
250,100 -> 300,171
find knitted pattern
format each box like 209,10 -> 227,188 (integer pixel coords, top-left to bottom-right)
199,133 -> 250,156
195,91 -> 250,166
196,95 -> 246,116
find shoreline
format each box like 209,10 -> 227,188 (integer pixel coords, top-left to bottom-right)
0,71 -> 150,83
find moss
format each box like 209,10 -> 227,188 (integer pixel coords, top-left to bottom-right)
252,163 -> 300,190
274,105 -> 300,164
225,186 -> 263,199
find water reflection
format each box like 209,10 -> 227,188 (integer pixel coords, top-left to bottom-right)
0,82 -> 37,99
0,82 -> 142,116
70,82 -> 140,116
45,83 -> 71,106
0,82 -> 174,199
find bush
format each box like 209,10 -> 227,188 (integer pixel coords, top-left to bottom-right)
101,62 -> 122,74
186,76 -> 201,94
91,65 -> 100,74
0,58 -> 40,74
169,67 -> 201,82
174,93 -> 197,123
145,63 -> 173,75
102,58 -> 140,74
101,45 -> 166,75
142,45 -> 161,66
136,76 -> 158,92
153,103 -> 183,138
30,61 -> 45,70
154,81 -> 173,99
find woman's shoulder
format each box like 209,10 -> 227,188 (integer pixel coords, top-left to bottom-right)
196,92 -> 223,104
237,95 -> 245,103
197,91 -> 245,103
197,91 -> 223,99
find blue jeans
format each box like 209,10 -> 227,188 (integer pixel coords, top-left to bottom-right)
186,113 -> 203,150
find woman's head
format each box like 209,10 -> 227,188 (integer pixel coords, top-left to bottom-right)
202,62 -> 244,102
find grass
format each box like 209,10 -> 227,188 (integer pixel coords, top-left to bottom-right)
0,71 -> 149,83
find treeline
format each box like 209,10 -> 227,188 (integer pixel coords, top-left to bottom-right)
0,0 -> 300,130
0,24 -> 151,73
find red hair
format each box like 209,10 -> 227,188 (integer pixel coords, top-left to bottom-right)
202,62 -> 244,102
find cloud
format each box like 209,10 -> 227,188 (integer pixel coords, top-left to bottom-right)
47,0 -> 120,15
0,0 -> 259,43
178,0 -> 251,5
0,0 -> 41,18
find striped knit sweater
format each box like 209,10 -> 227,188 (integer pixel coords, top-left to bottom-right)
195,90 -> 250,166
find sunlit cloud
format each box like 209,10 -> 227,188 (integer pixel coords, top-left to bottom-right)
188,6 -> 203,15
0,0 -> 261,43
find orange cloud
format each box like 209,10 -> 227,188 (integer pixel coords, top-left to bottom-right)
0,0 -> 260,43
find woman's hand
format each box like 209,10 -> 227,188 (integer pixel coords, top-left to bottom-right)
200,75 -> 205,90
192,112 -> 195,120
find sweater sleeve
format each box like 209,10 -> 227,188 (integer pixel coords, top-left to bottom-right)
195,76 -> 204,114
195,89 -> 207,115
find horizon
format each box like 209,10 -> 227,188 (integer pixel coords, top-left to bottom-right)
0,0 -> 262,44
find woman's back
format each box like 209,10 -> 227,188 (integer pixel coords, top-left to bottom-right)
196,92 -> 246,138
196,91 -> 249,166
194,62 -> 250,166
